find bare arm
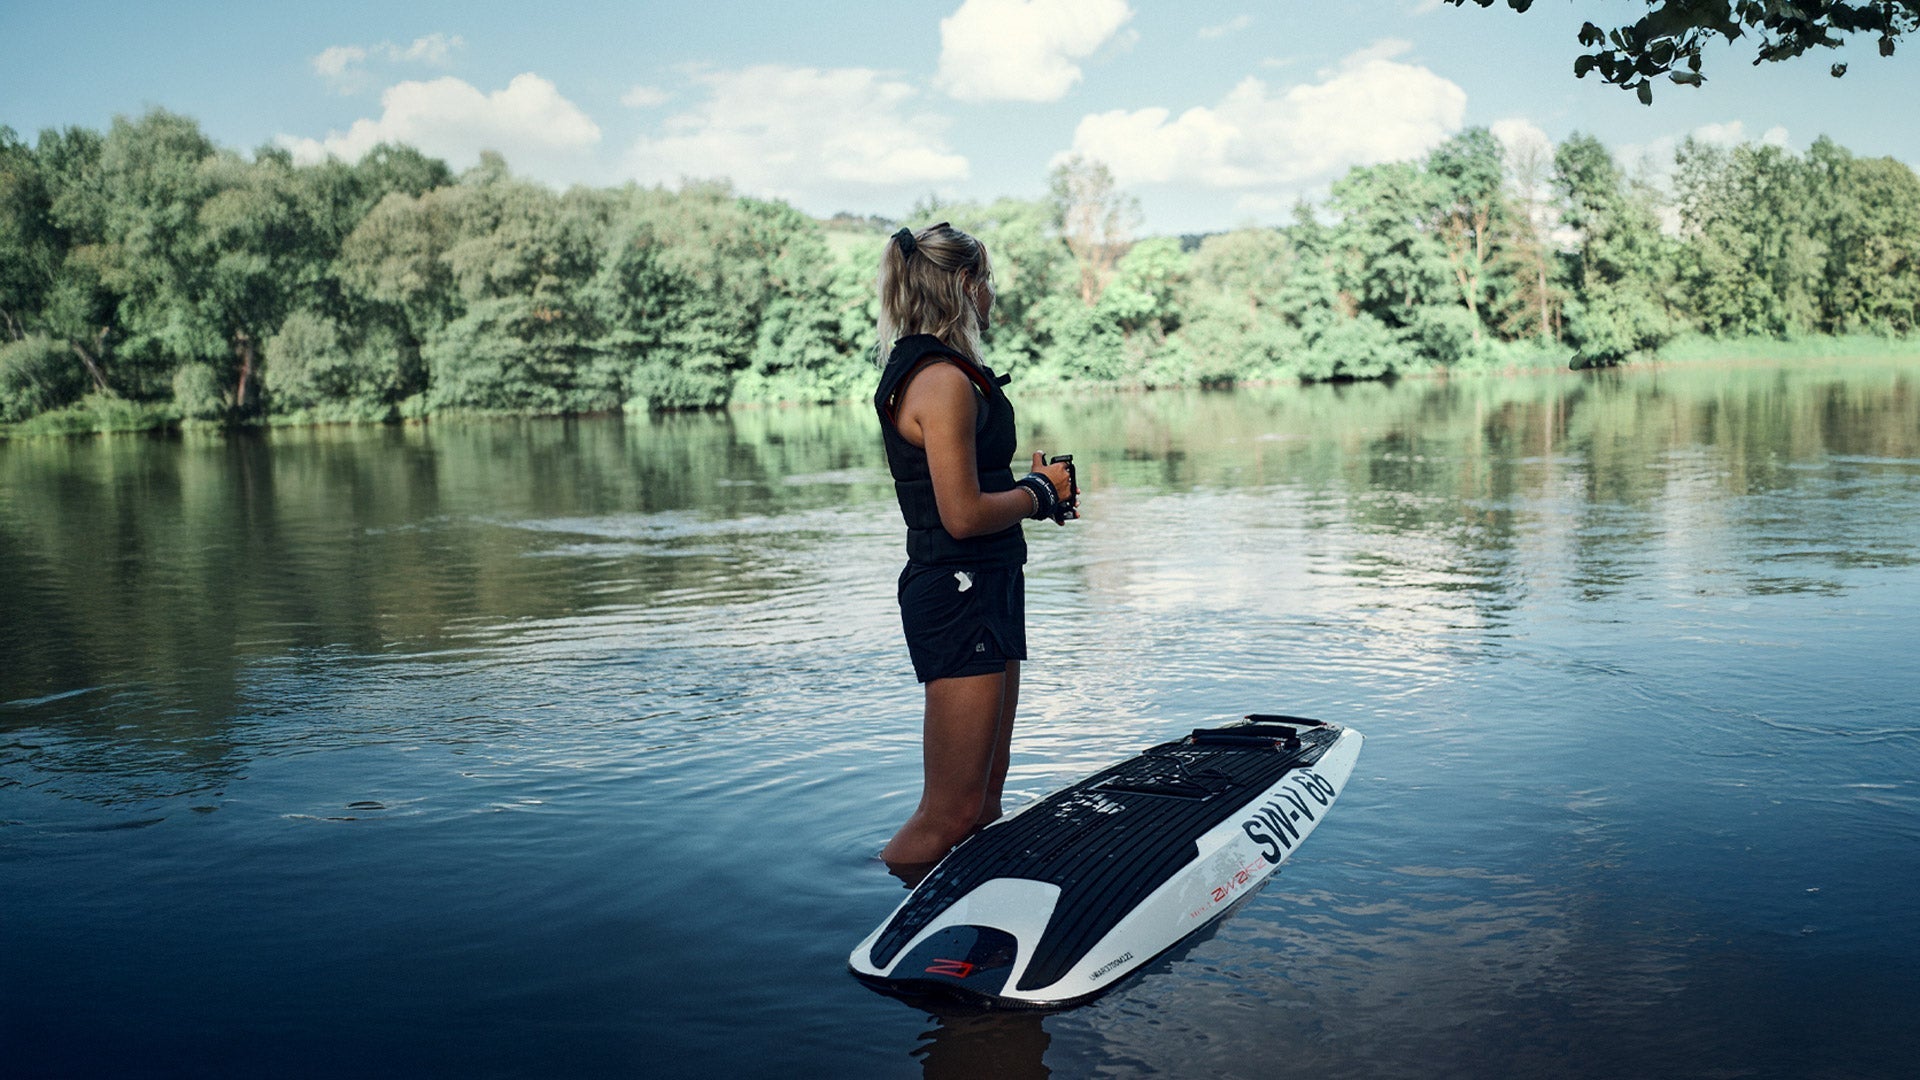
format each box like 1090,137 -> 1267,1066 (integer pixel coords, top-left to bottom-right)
896,362 -> 1074,538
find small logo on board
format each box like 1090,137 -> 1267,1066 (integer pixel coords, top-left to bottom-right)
925,958 -> 977,979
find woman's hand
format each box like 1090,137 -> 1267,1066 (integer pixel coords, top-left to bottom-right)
1031,452 -> 1078,521
897,360 -> 1082,533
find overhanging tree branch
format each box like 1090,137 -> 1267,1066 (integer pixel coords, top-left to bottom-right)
1446,0 -> 1918,102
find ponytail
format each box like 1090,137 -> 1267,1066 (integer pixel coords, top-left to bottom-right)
876,222 -> 994,363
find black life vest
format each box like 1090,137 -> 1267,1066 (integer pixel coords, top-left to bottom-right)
873,334 -> 1026,567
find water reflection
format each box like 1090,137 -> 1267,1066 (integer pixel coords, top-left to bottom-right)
914,1010 -> 1051,1079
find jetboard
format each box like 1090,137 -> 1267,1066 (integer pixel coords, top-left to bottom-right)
850,714 -> 1363,1009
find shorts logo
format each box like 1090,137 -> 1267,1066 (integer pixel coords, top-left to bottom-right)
954,571 -> 974,592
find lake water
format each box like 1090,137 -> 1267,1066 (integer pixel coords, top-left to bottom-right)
3,359 -> 1918,1079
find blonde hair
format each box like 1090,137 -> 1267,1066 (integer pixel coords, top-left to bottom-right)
876,222 -> 994,363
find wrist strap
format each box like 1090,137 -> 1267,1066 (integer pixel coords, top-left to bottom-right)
1014,473 -> 1057,520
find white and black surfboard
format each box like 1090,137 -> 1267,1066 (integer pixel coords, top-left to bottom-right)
850,715 -> 1363,1009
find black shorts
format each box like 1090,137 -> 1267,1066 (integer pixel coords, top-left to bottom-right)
897,562 -> 1027,683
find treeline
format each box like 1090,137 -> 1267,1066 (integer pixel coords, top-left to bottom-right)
2,109 -> 1918,432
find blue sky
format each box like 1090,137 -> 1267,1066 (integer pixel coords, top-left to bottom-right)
4,0 -> 1916,235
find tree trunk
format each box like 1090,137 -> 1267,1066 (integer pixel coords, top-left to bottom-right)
71,344 -> 108,392
71,327 -> 110,392
1447,211 -> 1484,343
1537,261 -> 1551,340
234,330 -> 255,410
1452,260 -> 1482,341
1472,210 -> 1489,344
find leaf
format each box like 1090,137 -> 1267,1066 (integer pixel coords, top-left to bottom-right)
1831,61 -> 1848,76
1669,69 -> 1704,86
1637,80 -> 1654,105
1575,54 -> 1596,77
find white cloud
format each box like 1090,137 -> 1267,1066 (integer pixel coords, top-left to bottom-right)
1061,42 -> 1467,197
937,0 -> 1134,103
624,65 -> 968,212
1490,117 -> 1553,164
312,45 -> 367,79
1677,120 -> 1789,153
312,45 -> 373,94
1690,120 -> 1749,147
1334,38 -> 1416,70
278,74 -> 601,181
310,33 -> 464,94
620,85 -> 671,108
1199,14 -> 1253,40
393,33 -> 463,66
1619,119 -> 1797,179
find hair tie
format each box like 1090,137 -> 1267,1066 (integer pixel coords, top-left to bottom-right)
893,228 -> 916,258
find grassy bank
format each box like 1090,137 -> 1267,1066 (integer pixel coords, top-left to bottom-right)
1653,332 -> 1920,364
3,395 -> 179,438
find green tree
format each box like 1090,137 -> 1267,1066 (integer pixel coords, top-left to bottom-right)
338,186 -> 462,339
1427,128 -> 1508,343
196,151 -> 343,412
1673,137 -> 1826,336
3,125 -> 119,401
589,181 -> 785,410
267,144 -> 452,420
1328,162 -> 1453,322
1311,161 -> 1459,374
0,335 -> 87,421
0,128 -> 54,343
1048,155 -> 1141,305
1089,236 -> 1190,384
737,197 -> 870,404
1807,137 -> 1920,333
426,161 -> 612,413
1489,133 -> 1565,342
1178,227 -> 1301,384
1189,227 -> 1295,320
93,109 -> 222,404
1553,133 -> 1679,366
1097,237 -> 1187,339
349,143 -> 454,213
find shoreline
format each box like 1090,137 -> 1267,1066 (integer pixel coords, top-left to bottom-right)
5,334 -> 1915,441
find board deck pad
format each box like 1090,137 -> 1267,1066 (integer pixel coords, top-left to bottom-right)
852,716 -> 1363,1008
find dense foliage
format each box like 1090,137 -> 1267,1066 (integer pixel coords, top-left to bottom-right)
1446,1 -> 1919,102
2,110 -> 1917,432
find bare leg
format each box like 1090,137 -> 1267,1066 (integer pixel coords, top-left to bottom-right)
882,668 -> 1009,867
976,660 -> 1019,826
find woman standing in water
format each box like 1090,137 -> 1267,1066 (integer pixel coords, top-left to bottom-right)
873,222 -> 1077,875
